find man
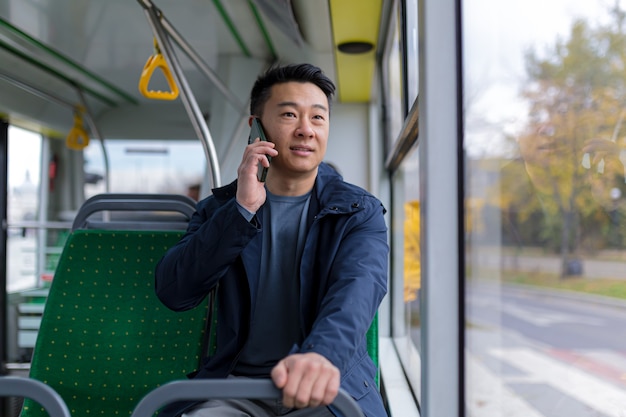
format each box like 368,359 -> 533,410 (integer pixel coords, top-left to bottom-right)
155,63 -> 388,417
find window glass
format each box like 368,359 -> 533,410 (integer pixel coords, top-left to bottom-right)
405,0 -> 418,107
7,126 -> 41,292
391,142 -> 421,391
463,1 -> 626,416
383,0 -> 404,151
402,148 -> 420,337
84,139 -> 205,199
386,0 -> 421,398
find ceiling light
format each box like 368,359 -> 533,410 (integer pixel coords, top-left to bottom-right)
337,41 -> 374,54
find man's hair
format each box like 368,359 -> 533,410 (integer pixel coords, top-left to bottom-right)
249,63 -> 336,116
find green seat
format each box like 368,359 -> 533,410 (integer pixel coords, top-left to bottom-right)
367,313 -> 379,387
21,230 -> 207,417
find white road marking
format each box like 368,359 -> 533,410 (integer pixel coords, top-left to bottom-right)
490,348 -> 626,417
501,304 -> 604,327
466,352 -> 544,417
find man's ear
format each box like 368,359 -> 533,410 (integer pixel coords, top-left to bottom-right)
248,116 -> 255,127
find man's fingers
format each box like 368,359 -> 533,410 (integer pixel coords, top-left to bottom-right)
291,360 -> 319,408
278,356 -> 302,408
271,353 -> 341,409
271,359 -> 288,389
322,371 -> 340,405
306,370 -> 332,407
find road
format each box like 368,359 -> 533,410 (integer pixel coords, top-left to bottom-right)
467,282 -> 626,417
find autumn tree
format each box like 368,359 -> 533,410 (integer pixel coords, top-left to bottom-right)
501,4 -> 626,277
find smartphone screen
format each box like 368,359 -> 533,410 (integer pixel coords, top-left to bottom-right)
248,117 -> 271,182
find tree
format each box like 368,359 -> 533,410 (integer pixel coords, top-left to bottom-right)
500,4 -> 626,277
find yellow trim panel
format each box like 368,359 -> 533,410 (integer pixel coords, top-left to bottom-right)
330,0 -> 382,103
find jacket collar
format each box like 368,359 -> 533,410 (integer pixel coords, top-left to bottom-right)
313,163 -> 367,214
210,162 -> 364,215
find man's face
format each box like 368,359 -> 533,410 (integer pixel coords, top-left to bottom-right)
259,81 -> 330,180
518,125 -> 564,167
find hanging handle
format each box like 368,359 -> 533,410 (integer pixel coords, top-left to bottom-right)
66,110 -> 90,150
138,38 -> 179,100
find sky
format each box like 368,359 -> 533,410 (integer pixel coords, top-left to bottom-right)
463,0 -> 614,157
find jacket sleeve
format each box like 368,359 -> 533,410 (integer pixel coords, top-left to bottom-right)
299,195 -> 388,374
154,197 -> 260,311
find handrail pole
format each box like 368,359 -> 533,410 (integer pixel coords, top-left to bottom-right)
75,87 -> 111,194
0,71 -> 75,110
159,17 -> 247,113
141,1 -> 221,188
130,380 -> 365,417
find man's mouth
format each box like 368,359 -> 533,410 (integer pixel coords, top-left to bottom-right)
291,146 -> 313,152
536,141 -> 559,151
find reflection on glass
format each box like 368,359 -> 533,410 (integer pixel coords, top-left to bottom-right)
465,1 -> 626,416
400,148 -> 420,342
404,200 -> 420,303
394,143 -> 421,395
383,1 -> 404,147
405,0 -> 419,107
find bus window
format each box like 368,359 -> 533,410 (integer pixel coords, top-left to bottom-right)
83,139 -> 205,198
464,1 -> 626,416
391,144 -> 421,394
383,0 -> 404,151
7,127 -> 41,293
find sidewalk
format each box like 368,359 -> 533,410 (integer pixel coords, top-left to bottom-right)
471,250 -> 626,280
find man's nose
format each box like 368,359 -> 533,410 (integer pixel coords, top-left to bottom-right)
296,119 -> 315,137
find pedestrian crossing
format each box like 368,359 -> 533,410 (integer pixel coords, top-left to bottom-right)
467,348 -> 626,417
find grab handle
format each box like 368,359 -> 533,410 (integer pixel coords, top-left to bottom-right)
138,38 -> 179,100
66,110 -> 90,150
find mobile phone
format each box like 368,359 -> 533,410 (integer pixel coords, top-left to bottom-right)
248,117 -> 271,182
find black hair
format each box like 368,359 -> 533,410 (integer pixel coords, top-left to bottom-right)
249,63 -> 336,116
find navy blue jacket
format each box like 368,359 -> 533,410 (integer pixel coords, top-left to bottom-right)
155,163 -> 389,417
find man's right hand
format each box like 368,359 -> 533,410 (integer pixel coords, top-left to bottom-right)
236,138 -> 277,213
271,352 -> 340,409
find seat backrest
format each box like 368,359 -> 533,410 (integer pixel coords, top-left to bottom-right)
21,229 -> 207,417
71,193 -> 197,231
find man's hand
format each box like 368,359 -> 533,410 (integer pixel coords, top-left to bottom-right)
582,138 -> 623,176
271,352 -> 340,409
236,138 -> 277,213
582,138 -> 626,210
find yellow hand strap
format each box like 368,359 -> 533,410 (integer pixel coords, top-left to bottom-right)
138,38 -> 179,100
66,110 -> 90,150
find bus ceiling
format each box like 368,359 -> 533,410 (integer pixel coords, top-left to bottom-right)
0,1 -> 384,142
